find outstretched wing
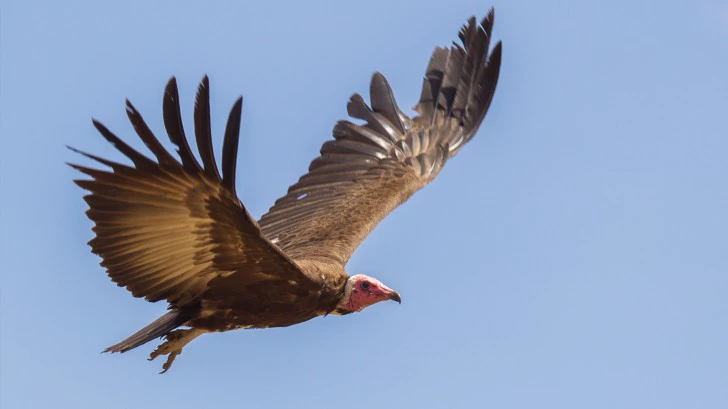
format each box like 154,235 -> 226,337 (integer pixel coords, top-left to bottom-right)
259,10 -> 502,266
71,77 -> 320,307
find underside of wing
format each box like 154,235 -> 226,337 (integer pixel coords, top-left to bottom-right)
259,10 -> 502,266
71,77 -> 318,307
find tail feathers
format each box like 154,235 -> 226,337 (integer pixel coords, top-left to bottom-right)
103,310 -> 190,353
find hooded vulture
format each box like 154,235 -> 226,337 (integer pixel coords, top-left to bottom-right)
71,9 -> 502,373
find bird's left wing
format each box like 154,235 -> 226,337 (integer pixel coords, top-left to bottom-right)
71,77 -> 320,307
259,11 -> 502,267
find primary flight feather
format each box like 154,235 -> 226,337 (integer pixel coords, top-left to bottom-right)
71,9 -> 502,373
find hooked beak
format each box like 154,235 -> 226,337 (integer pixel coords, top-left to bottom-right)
387,290 -> 402,304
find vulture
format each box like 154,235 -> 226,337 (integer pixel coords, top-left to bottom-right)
70,9 -> 502,373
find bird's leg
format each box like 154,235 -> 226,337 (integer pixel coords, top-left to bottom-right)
148,328 -> 205,374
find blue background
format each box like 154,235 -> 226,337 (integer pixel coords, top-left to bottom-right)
2,1 -> 727,408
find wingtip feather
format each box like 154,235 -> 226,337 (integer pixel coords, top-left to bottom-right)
221,95 -> 244,195
194,75 -> 221,181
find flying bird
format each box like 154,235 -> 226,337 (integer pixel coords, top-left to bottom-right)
71,9 -> 502,373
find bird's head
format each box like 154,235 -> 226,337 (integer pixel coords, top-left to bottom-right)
335,274 -> 401,314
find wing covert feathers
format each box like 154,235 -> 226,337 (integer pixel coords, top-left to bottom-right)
259,9 -> 501,266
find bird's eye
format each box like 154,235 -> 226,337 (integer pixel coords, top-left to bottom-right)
361,281 -> 370,289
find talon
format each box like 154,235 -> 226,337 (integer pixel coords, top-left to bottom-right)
159,351 -> 180,374
145,329 -> 205,373
148,339 -> 170,361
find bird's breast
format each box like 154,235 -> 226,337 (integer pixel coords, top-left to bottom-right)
188,296 -> 329,331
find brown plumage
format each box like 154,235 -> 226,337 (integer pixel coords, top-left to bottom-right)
71,10 -> 502,373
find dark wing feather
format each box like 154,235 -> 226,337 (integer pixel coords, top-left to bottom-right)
125,100 -> 178,167
71,77 -> 323,307
194,76 -> 222,182
259,10 -> 502,266
221,97 -> 243,196
162,78 -> 203,174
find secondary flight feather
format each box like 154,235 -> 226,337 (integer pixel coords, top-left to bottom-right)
71,9 -> 502,373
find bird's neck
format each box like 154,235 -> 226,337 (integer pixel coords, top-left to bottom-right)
294,258 -> 350,314
332,278 -> 357,314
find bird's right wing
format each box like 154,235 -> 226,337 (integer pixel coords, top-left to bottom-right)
259,10 -> 502,267
71,77 -> 322,307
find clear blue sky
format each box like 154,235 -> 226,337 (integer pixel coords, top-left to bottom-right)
2,0 -> 727,408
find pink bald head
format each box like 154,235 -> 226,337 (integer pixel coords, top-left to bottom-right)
337,274 -> 401,313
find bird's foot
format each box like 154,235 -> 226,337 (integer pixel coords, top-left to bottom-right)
148,328 -> 204,374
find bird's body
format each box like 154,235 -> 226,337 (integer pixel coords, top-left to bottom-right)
71,10 -> 502,373
189,259 -> 349,331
